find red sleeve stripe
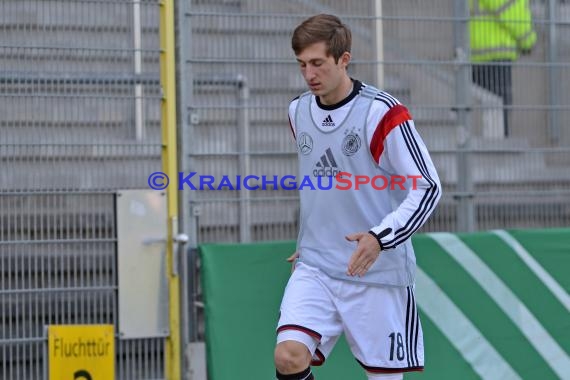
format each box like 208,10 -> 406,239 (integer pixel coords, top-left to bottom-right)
288,116 -> 296,140
370,104 -> 412,163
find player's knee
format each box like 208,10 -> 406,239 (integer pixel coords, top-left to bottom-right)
274,341 -> 311,373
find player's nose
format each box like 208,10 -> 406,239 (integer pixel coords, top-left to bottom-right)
303,66 -> 316,81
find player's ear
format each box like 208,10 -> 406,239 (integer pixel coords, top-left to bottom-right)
339,51 -> 351,69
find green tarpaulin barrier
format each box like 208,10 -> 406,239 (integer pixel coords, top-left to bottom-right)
199,229 -> 570,379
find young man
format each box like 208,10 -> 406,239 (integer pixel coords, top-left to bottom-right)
274,14 -> 441,380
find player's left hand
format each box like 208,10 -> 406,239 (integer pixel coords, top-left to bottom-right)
345,232 -> 381,277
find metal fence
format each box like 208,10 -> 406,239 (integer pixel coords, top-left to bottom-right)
180,0 -> 570,245
0,0 -> 165,378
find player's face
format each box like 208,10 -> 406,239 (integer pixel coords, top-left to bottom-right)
296,41 -> 351,105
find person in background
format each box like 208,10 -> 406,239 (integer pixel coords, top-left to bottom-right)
470,0 -> 537,137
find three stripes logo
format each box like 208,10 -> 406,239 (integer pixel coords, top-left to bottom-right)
313,148 -> 342,177
321,114 -> 335,127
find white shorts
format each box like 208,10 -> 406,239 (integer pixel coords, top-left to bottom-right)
276,262 -> 424,374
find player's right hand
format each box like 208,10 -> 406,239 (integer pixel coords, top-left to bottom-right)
286,251 -> 299,273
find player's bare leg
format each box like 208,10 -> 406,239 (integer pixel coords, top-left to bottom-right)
274,340 -> 313,379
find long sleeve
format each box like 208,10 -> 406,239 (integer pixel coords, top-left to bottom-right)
369,118 -> 441,250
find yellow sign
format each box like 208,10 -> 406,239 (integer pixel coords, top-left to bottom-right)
49,325 -> 115,380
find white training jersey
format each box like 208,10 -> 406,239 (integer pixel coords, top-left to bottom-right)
289,80 -> 441,286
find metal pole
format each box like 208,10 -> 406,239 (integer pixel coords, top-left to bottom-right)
174,1 -> 199,379
133,0 -> 144,140
374,0 -> 384,89
159,0 -> 182,378
176,0 -> 198,251
547,0 -> 560,143
238,76 -> 251,242
175,0 -> 191,337
454,0 -> 475,232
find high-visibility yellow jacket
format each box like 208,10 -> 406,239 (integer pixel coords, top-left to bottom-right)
469,0 -> 537,62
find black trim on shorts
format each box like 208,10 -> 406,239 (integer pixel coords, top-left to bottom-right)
356,359 -> 424,373
405,287 -> 412,367
277,324 -> 322,341
405,286 -> 420,368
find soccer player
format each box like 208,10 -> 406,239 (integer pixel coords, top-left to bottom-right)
274,14 -> 442,380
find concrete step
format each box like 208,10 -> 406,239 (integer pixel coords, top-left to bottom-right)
0,219 -> 115,241
430,142 -> 570,185
0,243 -> 114,285
0,143 -> 161,159
194,194 -> 299,227
0,74 -> 160,91
0,122 -> 161,145
0,0 -> 158,25
2,26 -> 158,48
0,190 -> 298,231
1,89 -> 161,124
189,120 -> 295,154
192,33 -> 292,61
1,3 -> 160,71
0,193 -> 116,237
0,292 -> 114,341
191,14 -> 293,35
0,156 -> 161,191
190,67 -> 302,100
0,53 -> 159,73
183,155 -> 296,179
191,0 -> 242,13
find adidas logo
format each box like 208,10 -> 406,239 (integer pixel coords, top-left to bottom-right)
313,148 -> 342,177
321,115 -> 335,127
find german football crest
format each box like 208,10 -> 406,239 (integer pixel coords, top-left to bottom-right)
342,132 -> 361,156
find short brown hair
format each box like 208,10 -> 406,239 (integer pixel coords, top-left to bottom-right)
291,14 -> 352,62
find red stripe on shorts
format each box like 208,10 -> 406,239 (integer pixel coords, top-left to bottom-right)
277,324 -> 322,341
311,348 -> 325,367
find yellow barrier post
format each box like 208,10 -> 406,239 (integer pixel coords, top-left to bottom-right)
159,0 -> 181,379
